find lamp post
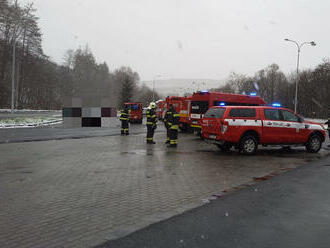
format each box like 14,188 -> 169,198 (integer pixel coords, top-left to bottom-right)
11,41 -> 16,113
284,38 -> 316,113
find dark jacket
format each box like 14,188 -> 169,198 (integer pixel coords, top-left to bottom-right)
168,107 -> 180,130
164,110 -> 172,129
146,108 -> 157,126
120,109 -> 129,121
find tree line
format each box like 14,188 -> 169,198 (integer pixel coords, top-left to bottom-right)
211,62 -> 330,119
0,0 -> 159,110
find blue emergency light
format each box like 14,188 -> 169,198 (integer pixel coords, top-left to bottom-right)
219,102 -> 226,106
272,103 -> 282,107
200,90 -> 209,93
249,92 -> 257,96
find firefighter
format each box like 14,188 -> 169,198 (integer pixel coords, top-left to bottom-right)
163,105 -> 172,144
120,105 -> 130,135
168,104 -> 179,147
146,102 -> 157,144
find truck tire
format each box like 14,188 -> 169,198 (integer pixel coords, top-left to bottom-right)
239,135 -> 258,155
306,134 -> 322,153
217,142 -> 232,152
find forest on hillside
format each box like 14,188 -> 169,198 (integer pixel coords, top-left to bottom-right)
211,62 -> 330,118
0,0 -> 159,110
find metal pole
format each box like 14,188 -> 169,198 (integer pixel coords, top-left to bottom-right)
285,39 -> 316,113
11,41 -> 16,113
16,60 -> 20,108
294,47 -> 300,113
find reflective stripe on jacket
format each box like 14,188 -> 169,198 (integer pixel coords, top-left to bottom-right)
146,108 -> 157,126
120,110 -> 129,121
168,109 -> 179,130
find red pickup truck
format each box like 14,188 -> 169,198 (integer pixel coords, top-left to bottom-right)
201,105 -> 326,154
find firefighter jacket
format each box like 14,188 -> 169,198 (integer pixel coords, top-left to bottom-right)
168,108 -> 180,130
164,110 -> 172,129
146,108 -> 157,126
120,109 -> 129,121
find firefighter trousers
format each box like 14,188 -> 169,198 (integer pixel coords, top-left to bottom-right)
121,120 -> 129,135
169,128 -> 178,146
166,126 -> 170,143
147,124 -> 155,142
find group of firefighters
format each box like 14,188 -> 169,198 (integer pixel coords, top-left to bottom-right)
120,102 -> 180,147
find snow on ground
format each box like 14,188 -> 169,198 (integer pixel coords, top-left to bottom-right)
0,109 -> 61,113
0,117 -> 62,129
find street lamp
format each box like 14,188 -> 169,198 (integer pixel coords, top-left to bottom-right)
284,38 -> 316,113
152,75 -> 162,102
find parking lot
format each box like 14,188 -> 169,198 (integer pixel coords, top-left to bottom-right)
1,131 -> 329,247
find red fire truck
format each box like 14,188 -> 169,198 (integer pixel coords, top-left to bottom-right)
190,91 -> 266,134
166,96 -> 185,113
165,96 -> 192,131
179,95 -> 193,132
124,102 -> 143,124
156,100 -> 167,120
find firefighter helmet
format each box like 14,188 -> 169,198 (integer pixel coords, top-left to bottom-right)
149,102 -> 156,108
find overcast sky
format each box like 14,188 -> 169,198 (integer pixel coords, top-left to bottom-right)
24,0 -> 330,81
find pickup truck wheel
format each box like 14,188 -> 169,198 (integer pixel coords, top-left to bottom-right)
306,134 -> 322,153
217,142 -> 232,152
239,135 -> 257,155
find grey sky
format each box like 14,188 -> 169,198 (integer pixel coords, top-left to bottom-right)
26,0 -> 329,81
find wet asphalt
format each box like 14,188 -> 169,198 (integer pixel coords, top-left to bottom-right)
97,154 -> 330,248
0,119 -> 166,144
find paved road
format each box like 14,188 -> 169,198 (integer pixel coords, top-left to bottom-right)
1,132 -> 329,248
98,155 -> 330,248
0,118 -> 165,144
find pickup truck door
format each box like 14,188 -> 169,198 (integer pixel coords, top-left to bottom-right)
280,110 -> 305,143
262,109 -> 286,143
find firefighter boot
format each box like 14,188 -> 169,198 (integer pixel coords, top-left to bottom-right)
147,139 -> 156,144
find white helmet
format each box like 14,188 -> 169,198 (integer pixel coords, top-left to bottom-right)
149,102 -> 156,108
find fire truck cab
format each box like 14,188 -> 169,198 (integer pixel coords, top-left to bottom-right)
190,91 -> 266,134
156,100 -> 167,120
179,96 -> 192,132
201,105 -> 326,154
166,96 -> 185,114
124,102 -> 143,124
165,96 -> 193,132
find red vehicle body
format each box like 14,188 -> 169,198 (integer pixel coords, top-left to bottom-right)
166,96 -> 185,113
190,91 -> 266,133
201,106 -> 326,154
165,96 -> 193,131
156,100 -> 167,120
124,102 -> 143,124
179,96 -> 192,132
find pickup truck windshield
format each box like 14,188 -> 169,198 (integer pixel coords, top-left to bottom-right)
204,108 -> 226,118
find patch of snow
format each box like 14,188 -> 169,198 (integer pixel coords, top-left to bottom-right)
0,109 -> 61,113
0,118 -> 62,129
